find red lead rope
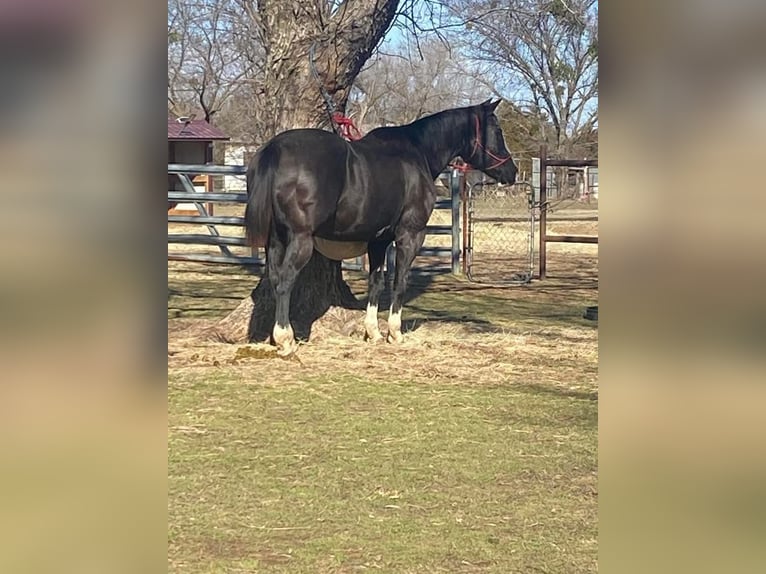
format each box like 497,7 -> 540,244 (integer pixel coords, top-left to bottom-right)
332,112 -> 363,141
449,158 -> 471,173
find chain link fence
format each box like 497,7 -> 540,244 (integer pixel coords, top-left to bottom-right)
465,171 -> 536,284
463,158 -> 599,284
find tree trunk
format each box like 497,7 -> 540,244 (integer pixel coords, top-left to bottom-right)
215,0 -> 399,344
253,252 -> 365,341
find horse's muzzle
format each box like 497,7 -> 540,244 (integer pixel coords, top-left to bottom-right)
498,166 -> 518,185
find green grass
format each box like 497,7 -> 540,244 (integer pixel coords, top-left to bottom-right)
169,373 -> 597,573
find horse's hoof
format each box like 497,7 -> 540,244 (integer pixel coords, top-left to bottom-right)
387,332 -> 403,344
273,324 -> 297,355
276,339 -> 299,356
365,330 -> 384,343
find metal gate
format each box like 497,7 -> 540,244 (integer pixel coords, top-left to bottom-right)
465,174 -> 536,284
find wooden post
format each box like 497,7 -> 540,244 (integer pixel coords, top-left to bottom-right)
190,174 -> 214,215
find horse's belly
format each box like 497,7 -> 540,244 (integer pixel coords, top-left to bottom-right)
313,219 -> 395,260
312,237 -> 368,260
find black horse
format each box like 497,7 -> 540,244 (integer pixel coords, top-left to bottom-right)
245,99 -> 517,354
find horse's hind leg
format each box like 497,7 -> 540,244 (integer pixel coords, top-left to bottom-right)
364,241 -> 391,342
388,229 -> 426,344
270,231 -> 313,355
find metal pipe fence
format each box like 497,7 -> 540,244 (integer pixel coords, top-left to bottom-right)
168,164 -> 463,273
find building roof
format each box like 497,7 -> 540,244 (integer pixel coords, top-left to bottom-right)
168,117 -> 229,141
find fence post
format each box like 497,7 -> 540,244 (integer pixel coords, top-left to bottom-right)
461,170 -> 469,275
451,167 -> 461,275
532,158 -> 541,203
539,145 -> 548,280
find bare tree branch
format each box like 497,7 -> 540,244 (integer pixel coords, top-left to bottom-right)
443,0 -> 598,154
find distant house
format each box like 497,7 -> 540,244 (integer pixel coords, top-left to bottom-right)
223,142 -> 260,192
168,116 -> 229,213
168,116 -> 229,163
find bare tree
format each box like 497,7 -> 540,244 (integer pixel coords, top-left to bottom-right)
168,0 -> 259,122
350,38 -> 489,129
242,1 -> 400,134
447,0 -> 598,156
167,1 -> 463,141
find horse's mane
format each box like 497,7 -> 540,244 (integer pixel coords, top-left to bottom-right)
364,106 -> 472,144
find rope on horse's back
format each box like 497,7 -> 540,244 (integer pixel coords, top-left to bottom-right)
309,42 -> 337,118
309,42 -> 362,141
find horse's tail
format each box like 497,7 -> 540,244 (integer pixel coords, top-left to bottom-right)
245,143 -> 280,248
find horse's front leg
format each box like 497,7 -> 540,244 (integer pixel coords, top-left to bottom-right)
387,229 -> 426,344
271,232 -> 313,355
364,241 -> 391,342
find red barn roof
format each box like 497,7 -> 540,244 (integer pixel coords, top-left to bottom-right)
168,117 -> 229,141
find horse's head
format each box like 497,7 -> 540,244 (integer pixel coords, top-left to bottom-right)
463,99 -> 518,185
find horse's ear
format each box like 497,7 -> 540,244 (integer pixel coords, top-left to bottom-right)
480,98 -> 502,112
487,99 -> 501,112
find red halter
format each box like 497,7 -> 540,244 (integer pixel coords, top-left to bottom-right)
468,115 -> 513,170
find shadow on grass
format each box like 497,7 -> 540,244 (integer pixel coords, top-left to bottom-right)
402,291 -> 597,332
169,260 -> 598,336
515,382 -> 598,402
343,267 -> 443,307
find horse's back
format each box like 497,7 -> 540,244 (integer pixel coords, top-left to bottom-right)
261,128 -> 417,186
250,127 -> 433,241
257,128 -> 350,195
264,129 -> 349,171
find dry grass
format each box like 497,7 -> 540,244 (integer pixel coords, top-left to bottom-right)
168,261 -> 598,392
170,310 -> 596,397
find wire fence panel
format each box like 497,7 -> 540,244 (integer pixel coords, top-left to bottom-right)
465,175 -> 536,284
